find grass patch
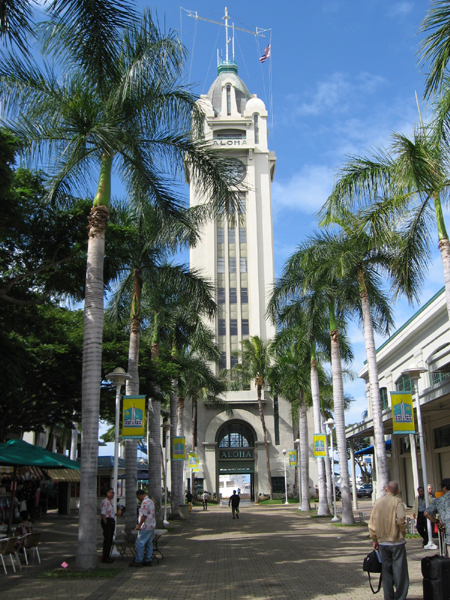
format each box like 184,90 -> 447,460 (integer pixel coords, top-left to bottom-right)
406,533 -> 422,539
39,568 -> 122,579
258,498 -> 300,505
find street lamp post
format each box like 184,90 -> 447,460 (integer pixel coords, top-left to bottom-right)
163,421 -> 171,527
105,367 -> 131,513
282,449 -> 289,505
326,418 -> 340,522
401,364 -> 437,550
294,438 -> 301,510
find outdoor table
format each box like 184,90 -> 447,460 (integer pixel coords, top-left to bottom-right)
152,529 -> 168,562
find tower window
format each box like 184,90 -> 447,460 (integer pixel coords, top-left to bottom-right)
219,319 -> 226,335
229,288 -> 237,303
238,196 -> 246,214
228,228 -> 236,243
229,257 -> 236,273
217,257 -> 225,273
227,85 -> 231,116
239,227 -> 247,243
217,227 -> 225,244
254,114 -> 259,144
241,288 -> 248,303
219,351 -> 227,371
240,257 -> 247,273
242,319 -> 249,335
218,288 -> 225,304
230,319 -> 238,335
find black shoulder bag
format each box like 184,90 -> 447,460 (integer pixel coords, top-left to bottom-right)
363,549 -> 382,594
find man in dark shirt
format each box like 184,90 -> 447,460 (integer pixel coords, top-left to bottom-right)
229,490 -> 240,519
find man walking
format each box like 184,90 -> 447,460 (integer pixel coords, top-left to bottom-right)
368,481 -> 408,600
412,486 -> 428,547
425,478 -> 450,555
202,491 -> 208,511
229,490 -> 240,519
130,489 -> 155,567
186,489 -> 193,513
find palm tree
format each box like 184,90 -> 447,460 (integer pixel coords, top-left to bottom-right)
228,336 -> 274,499
269,244 -> 356,523
418,0 -> 450,99
270,341 -> 312,511
312,214 -> 396,497
0,9 -> 238,569
320,120 -> 450,321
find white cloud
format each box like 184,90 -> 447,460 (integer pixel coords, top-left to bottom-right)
272,164 -> 334,215
388,2 -> 414,17
287,72 -> 386,118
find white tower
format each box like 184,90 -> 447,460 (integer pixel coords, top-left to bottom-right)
190,59 -> 277,390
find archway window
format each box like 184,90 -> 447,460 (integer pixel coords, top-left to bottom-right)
226,85 -> 232,116
253,114 -> 259,144
395,374 -> 414,393
380,387 -> 388,410
218,422 -> 254,448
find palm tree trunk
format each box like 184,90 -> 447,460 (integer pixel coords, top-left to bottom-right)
76,203 -> 109,570
438,238 -> 450,318
191,395 -> 197,495
170,385 -> 180,518
359,280 -> 388,497
147,397 -> 163,527
257,383 -> 273,499
175,394 -> 185,507
330,328 -> 354,524
124,271 -> 142,532
311,359 -> 330,515
322,413 -> 333,507
299,391 -> 311,511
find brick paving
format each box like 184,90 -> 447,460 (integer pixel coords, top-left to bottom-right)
0,501 -> 427,599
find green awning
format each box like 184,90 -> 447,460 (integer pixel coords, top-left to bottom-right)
0,439 -> 80,469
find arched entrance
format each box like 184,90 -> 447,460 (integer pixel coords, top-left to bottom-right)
216,421 -> 255,501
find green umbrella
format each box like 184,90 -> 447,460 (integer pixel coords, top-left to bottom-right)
0,440 -> 80,534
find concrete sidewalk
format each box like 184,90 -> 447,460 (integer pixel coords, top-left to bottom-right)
0,502 -> 426,600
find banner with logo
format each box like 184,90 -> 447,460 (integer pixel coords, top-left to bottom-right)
313,434 -> 327,457
391,392 -> 415,434
192,460 -> 199,472
173,437 -> 186,461
288,450 -> 297,467
188,452 -> 197,468
121,396 -> 146,439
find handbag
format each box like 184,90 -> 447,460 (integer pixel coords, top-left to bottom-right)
363,549 -> 382,594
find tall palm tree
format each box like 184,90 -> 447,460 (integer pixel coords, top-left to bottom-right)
0,9 -> 238,569
270,341 -> 312,511
228,336 -> 274,499
312,214 -> 396,497
269,244 -> 356,523
320,120 -> 450,321
418,0 -> 450,99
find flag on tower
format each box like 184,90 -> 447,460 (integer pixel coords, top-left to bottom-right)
260,44 -> 271,63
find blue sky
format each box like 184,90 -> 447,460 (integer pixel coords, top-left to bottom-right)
130,1 -> 447,427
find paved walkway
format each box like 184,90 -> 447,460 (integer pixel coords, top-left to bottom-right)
1,501 -> 427,600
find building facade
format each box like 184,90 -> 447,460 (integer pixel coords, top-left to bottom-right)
346,287 -> 450,507
187,59 -> 317,499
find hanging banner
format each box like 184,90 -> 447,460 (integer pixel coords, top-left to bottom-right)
173,437 -> 186,461
288,450 -> 297,468
188,452 -> 197,468
391,392 -> 415,434
122,396 -> 146,439
313,434 -> 327,457
192,460 -> 199,472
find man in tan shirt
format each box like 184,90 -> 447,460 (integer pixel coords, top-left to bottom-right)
368,481 -> 408,600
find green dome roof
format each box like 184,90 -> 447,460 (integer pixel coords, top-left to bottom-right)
207,62 -> 251,116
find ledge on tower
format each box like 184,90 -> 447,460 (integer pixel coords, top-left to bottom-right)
217,60 -> 238,75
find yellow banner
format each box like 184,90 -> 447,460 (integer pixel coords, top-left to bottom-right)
188,452 -> 197,468
173,437 -> 185,461
313,434 -> 327,457
122,396 -> 146,439
288,450 -> 297,468
391,392 -> 415,434
192,462 -> 199,472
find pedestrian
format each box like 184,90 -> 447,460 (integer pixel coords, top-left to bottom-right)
100,487 -> 116,564
424,478 -> 450,555
129,489 -> 155,567
412,486 -> 428,547
428,483 -> 436,499
186,490 -> 193,512
229,490 -> 240,519
202,491 -> 208,511
368,480 -> 408,600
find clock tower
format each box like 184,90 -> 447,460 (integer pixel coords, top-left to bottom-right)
190,59 -> 277,390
